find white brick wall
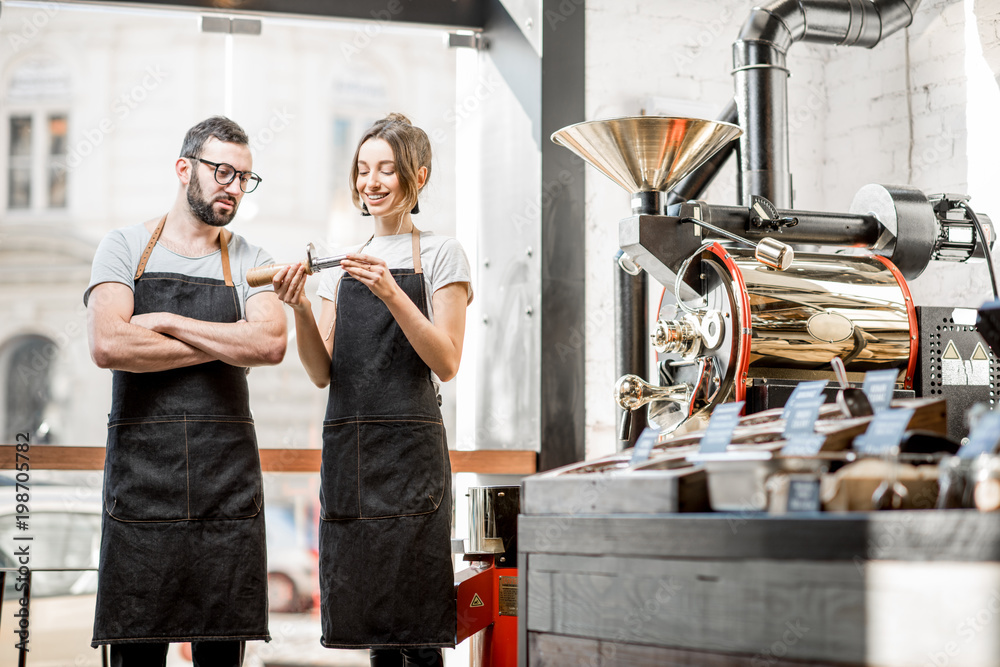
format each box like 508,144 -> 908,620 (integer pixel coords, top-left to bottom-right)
583,0 -> 1000,459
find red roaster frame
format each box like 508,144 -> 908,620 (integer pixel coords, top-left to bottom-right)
871,254 -> 918,389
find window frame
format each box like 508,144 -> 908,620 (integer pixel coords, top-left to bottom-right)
3,105 -> 70,218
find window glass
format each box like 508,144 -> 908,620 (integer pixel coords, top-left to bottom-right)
8,115 -> 31,209
48,114 -> 67,208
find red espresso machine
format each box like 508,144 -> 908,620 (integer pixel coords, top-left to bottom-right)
454,485 -> 519,667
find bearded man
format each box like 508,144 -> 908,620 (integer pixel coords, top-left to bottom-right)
85,116 -> 285,667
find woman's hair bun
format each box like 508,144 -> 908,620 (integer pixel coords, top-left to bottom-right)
383,112 -> 411,125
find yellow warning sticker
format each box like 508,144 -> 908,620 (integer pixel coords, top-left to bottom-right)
470,594 -> 484,608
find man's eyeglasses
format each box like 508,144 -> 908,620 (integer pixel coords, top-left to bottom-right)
186,156 -> 262,193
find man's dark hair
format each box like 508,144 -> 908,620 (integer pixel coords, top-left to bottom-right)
179,116 -> 249,158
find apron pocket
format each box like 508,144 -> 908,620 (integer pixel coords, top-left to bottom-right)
359,418 -> 446,518
320,417 -> 447,520
320,418 -> 361,520
106,416 -> 262,522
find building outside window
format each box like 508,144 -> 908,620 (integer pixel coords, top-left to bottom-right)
4,56 -> 70,212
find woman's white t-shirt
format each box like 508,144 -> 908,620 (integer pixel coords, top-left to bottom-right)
315,230 -> 473,322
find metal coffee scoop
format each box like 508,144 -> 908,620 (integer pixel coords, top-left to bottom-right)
246,243 -> 348,287
831,356 -> 873,418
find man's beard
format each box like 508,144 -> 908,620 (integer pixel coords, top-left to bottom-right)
187,168 -> 238,227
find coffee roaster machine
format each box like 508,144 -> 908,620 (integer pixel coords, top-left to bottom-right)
516,1 -> 1000,664
552,116 -> 996,442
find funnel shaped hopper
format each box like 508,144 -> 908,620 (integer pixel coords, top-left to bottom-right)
551,116 -> 742,195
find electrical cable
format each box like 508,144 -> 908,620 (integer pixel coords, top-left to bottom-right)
957,200 -> 999,301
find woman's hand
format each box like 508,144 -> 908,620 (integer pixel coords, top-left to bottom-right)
340,253 -> 399,302
272,263 -> 311,312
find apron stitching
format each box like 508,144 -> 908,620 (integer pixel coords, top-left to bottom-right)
184,414 -> 191,520
105,508 -> 262,523
322,418 -> 443,426
354,496 -> 444,520
109,418 -> 254,426
95,633 -> 269,643
137,276 -> 233,287
355,420 -> 362,518
230,282 -> 241,321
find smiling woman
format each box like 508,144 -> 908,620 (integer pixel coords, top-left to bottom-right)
270,113 -> 472,666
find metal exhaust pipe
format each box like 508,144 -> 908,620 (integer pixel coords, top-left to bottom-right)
734,0 -> 921,208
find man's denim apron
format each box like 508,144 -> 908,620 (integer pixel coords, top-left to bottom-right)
319,231 -> 456,649
92,216 -> 269,646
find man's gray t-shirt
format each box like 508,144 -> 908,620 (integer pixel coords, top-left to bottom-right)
84,221 -> 275,313
316,231 -> 473,322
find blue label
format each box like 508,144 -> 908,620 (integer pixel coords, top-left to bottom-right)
862,369 -> 899,414
783,395 -> 826,439
699,401 -> 745,454
786,478 -> 822,512
854,407 -> 915,455
958,411 -> 1000,459
781,433 -> 826,456
628,427 -> 659,466
781,380 -> 829,419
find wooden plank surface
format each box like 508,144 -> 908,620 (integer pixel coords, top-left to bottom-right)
524,555 -> 1000,666
529,632 -> 861,666
0,445 -> 536,474
519,512 -> 1000,562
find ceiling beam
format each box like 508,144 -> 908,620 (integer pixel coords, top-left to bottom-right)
51,0 -> 486,29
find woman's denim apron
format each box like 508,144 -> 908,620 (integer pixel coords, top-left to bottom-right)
319,231 -> 456,649
92,216 -> 269,646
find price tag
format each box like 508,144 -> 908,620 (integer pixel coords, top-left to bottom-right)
783,395 -> 825,439
786,477 -> 822,512
862,369 -> 899,414
781,434 -> 826,456
854,407 -> 915,455
958,411 -> 1000,459
781,380 -> 829,419
699,401 -> 745,454
628,427 -> 659,466
780,395 -> 826,456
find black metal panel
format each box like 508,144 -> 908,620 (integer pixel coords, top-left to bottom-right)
56,0 -> 485,27
539,0 -> 585,471
916,306 -> 995,440
745,380 -> 913,414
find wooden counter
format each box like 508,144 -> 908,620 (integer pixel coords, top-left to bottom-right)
517,509 -> 1000,666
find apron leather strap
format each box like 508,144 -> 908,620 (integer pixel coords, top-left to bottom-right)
134,215 -> 167,281
219,228 -> 234,287
134,214 -> 235,287
411,230 -> 422,275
